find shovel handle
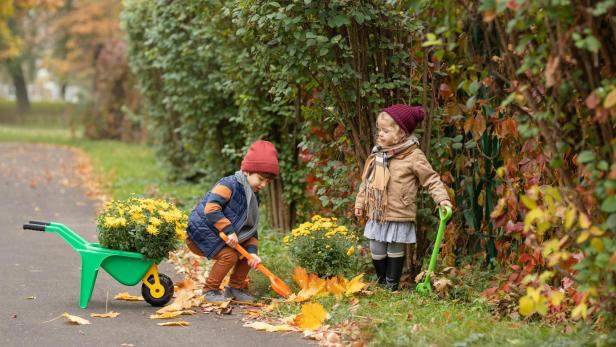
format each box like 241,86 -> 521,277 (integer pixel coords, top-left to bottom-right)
218,232 -> 275,278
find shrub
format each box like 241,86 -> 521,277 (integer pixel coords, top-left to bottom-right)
286,215 -> 364,278
97,198 -> 187,262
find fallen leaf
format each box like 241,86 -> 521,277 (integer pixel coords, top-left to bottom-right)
434,277 -> 453,296
294,303 -> 327,331
345,274 -> 366,296
63,312 -> 91,325
157,289 -> 200,313
157,321 -> 190,327
174,278 -> 195,291
90,311 -> 120,318
243,321 -> 296,332
114,292 -> 144,301
150,312 -> 182,319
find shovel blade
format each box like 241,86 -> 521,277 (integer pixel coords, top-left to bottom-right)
269,276 -> 292,298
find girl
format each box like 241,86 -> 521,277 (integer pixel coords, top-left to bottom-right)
355,104 -> 452,290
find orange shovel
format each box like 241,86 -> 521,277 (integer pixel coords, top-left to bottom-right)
219,232 -> 292,298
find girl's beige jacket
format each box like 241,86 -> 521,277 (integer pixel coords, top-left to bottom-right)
355,146 -> 450,222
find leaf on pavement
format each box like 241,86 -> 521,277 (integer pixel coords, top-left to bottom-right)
150,312 -> 182,319
63,312 -> 91,325
243,321 -> 296,332
90,311 -> 120,318
157,321 -> 190,327
294,303 -> 327,331
114,292 -> 144,301
157,289 -> 202,313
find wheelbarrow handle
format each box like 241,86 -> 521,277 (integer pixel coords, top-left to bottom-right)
29,220 -> 50,226
23,224 -> 46,231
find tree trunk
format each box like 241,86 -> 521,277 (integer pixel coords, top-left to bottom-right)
6,59 -> 30,115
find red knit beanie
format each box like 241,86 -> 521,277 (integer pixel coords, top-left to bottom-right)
241,140 -> 279,176
381,104 -> 425,134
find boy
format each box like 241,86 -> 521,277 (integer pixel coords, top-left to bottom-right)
186,140 -> 279,303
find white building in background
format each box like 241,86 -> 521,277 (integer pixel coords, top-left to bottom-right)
0,67 -> 83,103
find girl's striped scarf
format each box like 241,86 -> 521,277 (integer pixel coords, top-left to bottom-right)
360,136 -> 419,223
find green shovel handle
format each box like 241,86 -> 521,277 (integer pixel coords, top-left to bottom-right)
417,206 -> 452,294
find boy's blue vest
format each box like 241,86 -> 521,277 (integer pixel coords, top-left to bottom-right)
187,175 -> 255,259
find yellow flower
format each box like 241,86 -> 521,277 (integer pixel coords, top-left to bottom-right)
311,215 -> 322,222
283,235 -> 290,244
149,216 -> 162,227
174,226 -> 186,240
346,246 -> 355,256
146,224 -> 159,235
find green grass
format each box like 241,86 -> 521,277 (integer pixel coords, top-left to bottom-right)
0,99 -> 78,128
263,280 -> 599,347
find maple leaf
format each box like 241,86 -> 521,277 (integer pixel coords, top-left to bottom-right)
294,303 -> 327,331
157,321 -> 190,327
292,266 -> 310,290
325,277 -> 346,299
63,312 -> 91,325
345,274 -> 366,296
90,311 -> 120,318
243,321 -> 297,332
157,289 -> 201,314
150,312 -> 183,319
114,292 -> 144,301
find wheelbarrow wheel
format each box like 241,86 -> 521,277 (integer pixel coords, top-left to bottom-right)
141,273 -> 174,307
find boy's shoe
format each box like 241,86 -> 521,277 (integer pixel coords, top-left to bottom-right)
224,286 -> 255,303
204,290 -> 227,304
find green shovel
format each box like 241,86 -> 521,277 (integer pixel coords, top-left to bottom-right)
416,205 -> 453,296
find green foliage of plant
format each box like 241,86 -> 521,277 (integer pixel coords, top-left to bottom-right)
97,198 -> 188,262
285,215 -> 365,277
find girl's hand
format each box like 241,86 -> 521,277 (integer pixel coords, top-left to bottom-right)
439,200 -> 453,208
354,208 -> 363,218
248,254 -> 261,268
225,233 -> 239,248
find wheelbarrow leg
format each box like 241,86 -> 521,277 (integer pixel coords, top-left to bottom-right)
78,252 -> 106,309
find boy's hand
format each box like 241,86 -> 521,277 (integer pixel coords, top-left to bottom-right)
225,233 -> 239,248
248,254 -> 261,268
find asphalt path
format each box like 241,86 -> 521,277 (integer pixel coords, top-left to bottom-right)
0,143 -> 308,346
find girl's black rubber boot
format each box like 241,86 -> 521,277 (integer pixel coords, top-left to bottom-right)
372,258 -> 387,286
385,256 -> 405,291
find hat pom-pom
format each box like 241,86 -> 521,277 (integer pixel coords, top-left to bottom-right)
410,106 -> 425,122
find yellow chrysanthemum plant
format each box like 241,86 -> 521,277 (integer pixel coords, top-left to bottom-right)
97,198 -> 188,262
285,215 -> 364,278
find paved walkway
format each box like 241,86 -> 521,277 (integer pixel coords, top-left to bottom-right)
0,143 -> 308,346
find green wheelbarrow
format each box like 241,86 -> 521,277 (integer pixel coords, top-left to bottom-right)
23,221 -> 174,309
416,206 -> 453,296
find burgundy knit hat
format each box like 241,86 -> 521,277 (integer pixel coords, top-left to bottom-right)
381,104 -> 425,134
241,140 -> 279,176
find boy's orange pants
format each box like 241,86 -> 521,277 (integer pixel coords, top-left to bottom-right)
186,236 -> 258,292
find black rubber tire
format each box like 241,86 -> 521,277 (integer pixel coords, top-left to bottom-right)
142,273 -> 174,307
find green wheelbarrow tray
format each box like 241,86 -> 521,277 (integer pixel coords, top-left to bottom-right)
416,206 -> 453,296
23,221 -> 174,308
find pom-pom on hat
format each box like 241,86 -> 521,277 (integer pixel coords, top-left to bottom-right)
381,104 -> 425,134
241,140 -> 279,176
